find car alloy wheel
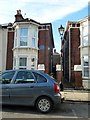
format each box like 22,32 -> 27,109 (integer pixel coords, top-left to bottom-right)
36,97 -> 52,113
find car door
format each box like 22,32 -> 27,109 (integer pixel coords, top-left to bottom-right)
9,70 -> 37,105
0,71 -> 15,104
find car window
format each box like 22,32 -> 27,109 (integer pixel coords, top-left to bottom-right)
0,71 -> 15,84
15,71 -> 35,84
32,72 -> 47,83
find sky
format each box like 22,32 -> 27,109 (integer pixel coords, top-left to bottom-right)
0,0 -> 90,52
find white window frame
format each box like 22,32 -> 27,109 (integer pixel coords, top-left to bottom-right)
83,56 -> 89,78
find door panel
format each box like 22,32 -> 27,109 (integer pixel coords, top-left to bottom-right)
0,71 -> 15,104
9,83 -> 38,105
9,71 -> 37,105
2,84 -> 10,104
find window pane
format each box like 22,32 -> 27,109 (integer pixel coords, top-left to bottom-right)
83,56 -> 88,66
32,29 -> 36,37
0,71 -> 15,84
20,28 -> 28,36
84,67 -> 89,77
15,71 -> 34,84
83,56 -> 89,77
83,26 -> 88,36
32,72 -> 47,83
20,38 -> 27,46
82,36 -> 88,46
20,28 -> 28,46
19,58 -> 27,66
32,38 -> 36,48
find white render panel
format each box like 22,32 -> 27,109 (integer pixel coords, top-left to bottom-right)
82,80 -> 90,89
81,47 -> 88,55
0,28 -> 8,71
80,16 -> 90,89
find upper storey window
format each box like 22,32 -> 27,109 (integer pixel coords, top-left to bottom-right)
20,28 -> 28,46
14,25 -> 38,49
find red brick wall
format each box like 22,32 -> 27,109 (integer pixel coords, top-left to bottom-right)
38,30 -> 46,64
38,29 -> 50,74
6,31 -> 14,70
63,27 -> 82,88
70,28 -> 81,82
70,28 -> 80,65
56,71 -> 61,83
38,25 -> 53,74
74,71 -> 82,88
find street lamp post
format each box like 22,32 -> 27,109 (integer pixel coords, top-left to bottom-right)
58,25 -> 65,84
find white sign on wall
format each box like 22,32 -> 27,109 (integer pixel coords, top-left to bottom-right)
38,64 -> 45,71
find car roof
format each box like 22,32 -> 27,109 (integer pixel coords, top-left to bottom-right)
1,69 -> 46,76
1,69 -> 57,83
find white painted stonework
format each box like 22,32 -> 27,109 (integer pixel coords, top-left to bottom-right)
80,16 -> 90,89
0,28 -> 8,72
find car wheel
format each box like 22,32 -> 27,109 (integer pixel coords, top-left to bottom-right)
36,97 -> 53,113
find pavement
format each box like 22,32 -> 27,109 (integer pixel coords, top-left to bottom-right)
60,89 -> 90,102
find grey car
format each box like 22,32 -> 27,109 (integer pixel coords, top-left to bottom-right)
0,70 -> 61,113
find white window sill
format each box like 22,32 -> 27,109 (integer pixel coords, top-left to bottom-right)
13,47 -> 38,50
82,77 -> 90,80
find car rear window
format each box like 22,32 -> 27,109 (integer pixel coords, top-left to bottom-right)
32,72 -> 47,83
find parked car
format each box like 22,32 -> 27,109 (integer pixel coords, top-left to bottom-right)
0,69 -> 61,113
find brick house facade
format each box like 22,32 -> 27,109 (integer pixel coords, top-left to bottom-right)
0,10 -> 54,75
62,17 -> 90,89
62,22 -> 81,88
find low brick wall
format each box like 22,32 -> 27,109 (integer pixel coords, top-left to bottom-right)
74,65 -> 82,88
56,71 -> 61,83
74,71 -> 82,88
